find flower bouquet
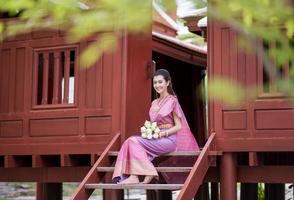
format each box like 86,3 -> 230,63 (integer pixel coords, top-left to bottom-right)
141,120 -> 161,139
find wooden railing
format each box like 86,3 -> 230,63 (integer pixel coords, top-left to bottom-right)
70,132 -> 121,200
177,132 -> 216,200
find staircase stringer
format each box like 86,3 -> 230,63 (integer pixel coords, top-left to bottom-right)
71,132 -> 121,200
177,132 -> 217,200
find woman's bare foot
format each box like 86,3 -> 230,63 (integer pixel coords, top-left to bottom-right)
141,175 -> 155,184
117,175 -> 139,185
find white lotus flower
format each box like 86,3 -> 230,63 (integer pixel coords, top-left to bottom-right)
153,133 -> 159,139
154,128 -> 160,134
146,128 -> 152,135
141,132 -> 147,138
147,134 -> 153,139
144,120 -> 151,128
140,126 -> 147,133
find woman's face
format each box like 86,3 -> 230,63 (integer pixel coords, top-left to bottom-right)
153,75 -> 169,95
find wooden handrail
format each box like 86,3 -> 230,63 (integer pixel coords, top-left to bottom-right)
70,132 -> 121,200
177,132 -> 216,200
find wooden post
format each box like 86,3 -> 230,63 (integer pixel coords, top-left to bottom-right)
220,153 -> 237,200
36,182 -> 62,200
52,51 -> 61,104
103,173 -> 124,200
63,50 -> 70,104
36,183 -> 43,200
42,53 -> 49,105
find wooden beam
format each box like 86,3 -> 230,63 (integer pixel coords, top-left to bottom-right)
85,183 -> 183,190
238,166 -> 294,183
0,165 -> 293,183
177,132 -> 216,200
152,37 -> 207,67
216,138 -> 294,152
0,167 -> 90,182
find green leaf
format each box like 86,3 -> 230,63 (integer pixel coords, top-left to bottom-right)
208,78 -> 245,106
79,33 -> 117,68
286,19 -> 294,38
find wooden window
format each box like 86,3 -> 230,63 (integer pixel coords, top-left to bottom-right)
33,47 -> 77,108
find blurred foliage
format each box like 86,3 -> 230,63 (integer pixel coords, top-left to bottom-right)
207,0 -> 294,67
176,32 -> 205,45
0,0 -> 155,67
0,0 -> 294,103
207,77 -> 258,106
204,0 -> 294,104
258,183 -> 265,200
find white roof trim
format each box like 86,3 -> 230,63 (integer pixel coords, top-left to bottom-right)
153,1 -> 180,31
178,7 -> 207,18
197,16 -> 207,28
152,31 -> 207,54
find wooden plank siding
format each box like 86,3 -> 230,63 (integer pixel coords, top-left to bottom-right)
208,20 -> 294,152
0,31 -> 127,156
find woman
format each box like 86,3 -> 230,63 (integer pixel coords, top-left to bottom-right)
112,69 -> 199,184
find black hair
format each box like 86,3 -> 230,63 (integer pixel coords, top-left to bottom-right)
153,69 -> 176,96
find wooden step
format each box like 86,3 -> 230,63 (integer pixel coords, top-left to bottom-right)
108,151 -> 201,157
97,166 -> 192,173
85,183 -> 183,190
108,150 -> 222,157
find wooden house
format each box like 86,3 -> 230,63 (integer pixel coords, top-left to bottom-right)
0,4 -> 207,200
183,7 -> 294,200
1,2 -> 293,200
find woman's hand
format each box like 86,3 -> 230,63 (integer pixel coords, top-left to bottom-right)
158,112 -> 182,138
159,131 -> 168,138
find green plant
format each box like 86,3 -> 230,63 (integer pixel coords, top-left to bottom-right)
258,183 -> 265,200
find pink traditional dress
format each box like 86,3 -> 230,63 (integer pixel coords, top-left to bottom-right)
112,95 -> 199,183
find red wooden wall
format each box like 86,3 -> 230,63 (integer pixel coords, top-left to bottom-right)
0,30 -> 152,159
208,20 -> 294,152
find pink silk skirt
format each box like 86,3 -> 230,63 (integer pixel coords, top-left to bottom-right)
112,134 -> 177,183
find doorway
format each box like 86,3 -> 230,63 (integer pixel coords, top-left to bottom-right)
152,52 -> 207,146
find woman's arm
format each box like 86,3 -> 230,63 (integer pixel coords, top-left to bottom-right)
159,111 -> 182,138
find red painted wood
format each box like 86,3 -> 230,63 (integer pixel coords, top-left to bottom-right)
32,51 -> 38,106
220,153 -> 237,200
123,33 -> 152,140
15,47 -> 25,112
0,49 -> 10,114
238,166 -> 294,183
36,183 -> 43,200
177,132 -> 216,200
208,18 -> 294,152
152,35 -> 207,66
8,48 -> 16,113
52,51 -> 61,104
0,166 -> 90,182
71,132 -> 121,200
42,52 -> 49,105
1,165 -> 294,183
0,120 -> 23,137
0,31 -> 125,163
63,50 -> 70,104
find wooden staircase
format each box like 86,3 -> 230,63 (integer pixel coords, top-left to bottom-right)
71,132 -> 218,200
